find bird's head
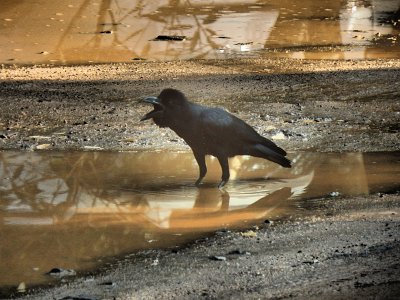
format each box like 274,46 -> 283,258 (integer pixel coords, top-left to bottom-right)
140,88 -> 188,127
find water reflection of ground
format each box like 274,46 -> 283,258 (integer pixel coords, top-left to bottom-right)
0,0 -> 399,64
0,151 -> 399,289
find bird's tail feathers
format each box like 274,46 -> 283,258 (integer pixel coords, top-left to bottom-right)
261,138 -> 287,156
253,144 -> 291,168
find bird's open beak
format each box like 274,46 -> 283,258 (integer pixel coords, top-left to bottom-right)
140,96 -> 165,121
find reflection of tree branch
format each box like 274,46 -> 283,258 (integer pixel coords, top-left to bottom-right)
51,0 -> 247,61
1,150 -> 315,227
54,0 -> 93,56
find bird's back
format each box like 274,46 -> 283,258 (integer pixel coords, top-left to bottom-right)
192,106 -> 283,157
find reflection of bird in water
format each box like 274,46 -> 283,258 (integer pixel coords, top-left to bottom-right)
194,186 -> 230,209
141,88 -> 291,188
194,186 -> 293,213
167,187 -> 293,230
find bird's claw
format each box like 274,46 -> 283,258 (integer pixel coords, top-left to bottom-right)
195,177 -> 204,187
218,180 -> 228,189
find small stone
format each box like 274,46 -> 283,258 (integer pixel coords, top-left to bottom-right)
99,281 -> 116,288
240,230 -> 257,238
329,191 -> 340,197
17,282 -> 26,293
228,249 -> 251,255
151,259 -> 159,266
271,131 -> 287,140
60,296 -> 99,300
83,146 -> 103,150
47,267 -> 76,277
36,143 -> 51,150
209,256 -> 227,261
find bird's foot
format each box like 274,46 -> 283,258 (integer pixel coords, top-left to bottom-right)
218,180 -> 228,189
195,177 -> 204,187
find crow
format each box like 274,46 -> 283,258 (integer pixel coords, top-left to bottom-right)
141,88 -> 291,188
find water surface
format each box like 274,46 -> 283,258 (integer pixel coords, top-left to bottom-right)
1,0 -> 399,64
0,150 -> 399,291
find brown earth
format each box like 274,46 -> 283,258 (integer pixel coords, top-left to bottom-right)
1,58 -> 400,299
1,58 -> 399,153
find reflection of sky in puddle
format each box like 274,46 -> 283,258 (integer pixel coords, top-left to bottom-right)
0,150 -> 399,288
0,0 -> 399,64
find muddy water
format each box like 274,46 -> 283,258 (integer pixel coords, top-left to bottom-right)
0,151 -> 399,290
0,0 -> 399,64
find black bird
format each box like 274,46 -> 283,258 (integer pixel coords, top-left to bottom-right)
141,88 -> 291,188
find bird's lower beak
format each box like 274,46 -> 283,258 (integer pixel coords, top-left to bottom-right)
140,96 -> 164,121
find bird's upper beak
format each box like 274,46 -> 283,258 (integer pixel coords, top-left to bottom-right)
140,96 -> 165,121
142,96 -> 160,105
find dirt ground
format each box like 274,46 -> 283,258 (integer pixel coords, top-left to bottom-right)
1,57 -> 400,299
1,58 -> 400,153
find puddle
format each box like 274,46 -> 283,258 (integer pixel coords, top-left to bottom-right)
0,0 -> 399,64
0,150 -> 399,292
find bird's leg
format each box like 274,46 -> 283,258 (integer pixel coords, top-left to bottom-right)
217,156 -> 230,189
193,152 -> 207,186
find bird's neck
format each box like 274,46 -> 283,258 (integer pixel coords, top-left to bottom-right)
168,103 -> 198,140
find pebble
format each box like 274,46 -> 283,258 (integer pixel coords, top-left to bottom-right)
17,282 -> 26,293
271,131 -> 287,140
209,256 -> 227,261
60,296 -> 99,300
83,145 -> 103,150
228,249 -> 251,256
99,281 -> 116,288
36,143 -> 51,149
151,259 -> 159,266
240,230 -> 257,237
47,267 -> 76,277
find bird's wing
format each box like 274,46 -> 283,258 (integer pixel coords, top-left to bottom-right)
199,108 -> 286,156
198,108 -> 257,145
